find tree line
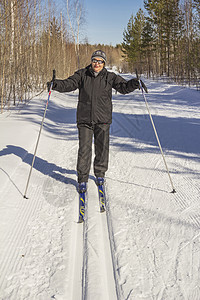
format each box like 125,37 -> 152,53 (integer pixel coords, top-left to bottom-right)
1,0 -> 199,112
0,0 -> 123,112
122,0 -> 200,87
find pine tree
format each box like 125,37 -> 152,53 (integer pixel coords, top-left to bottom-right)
144,0 -> 184,76
122,9 -> 145,72
141,18 -> 156,76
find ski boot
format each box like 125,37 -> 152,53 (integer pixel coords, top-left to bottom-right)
96,177 -> 104,186
78,182 -> 87,193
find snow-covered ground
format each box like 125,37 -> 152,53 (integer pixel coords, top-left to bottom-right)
0,75 -> 200,300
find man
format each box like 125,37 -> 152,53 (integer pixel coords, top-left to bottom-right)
47,50 -> 147,192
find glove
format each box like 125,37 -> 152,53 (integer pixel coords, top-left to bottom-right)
139,80 -> 148,93
47,79 -> 57,92
129,78 -> 140,89
47,81 -> 51,92
47,70 -> 56,92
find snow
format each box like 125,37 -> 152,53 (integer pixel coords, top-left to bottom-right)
0,75 -> 200,300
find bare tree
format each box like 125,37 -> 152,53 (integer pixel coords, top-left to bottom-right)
66,0 -> 84,69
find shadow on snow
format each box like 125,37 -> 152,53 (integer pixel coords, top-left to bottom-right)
111,112 -> 200,160
0,145 -> 78,190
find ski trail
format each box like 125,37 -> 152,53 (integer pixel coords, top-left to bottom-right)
86,180 -> 120,300
68,180 -> 120,300
1,81 -> 200,299
99,195 -> 122,300
68,191 -> 89,300
68,218 -> 85,300
104,181 -> 125,300
68,220 -> 80,299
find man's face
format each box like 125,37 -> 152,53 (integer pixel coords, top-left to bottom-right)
91,57 -> 105,73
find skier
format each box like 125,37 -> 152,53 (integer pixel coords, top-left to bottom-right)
47,50 -> 147,193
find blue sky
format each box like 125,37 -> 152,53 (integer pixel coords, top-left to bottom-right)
84,0 -> 144,45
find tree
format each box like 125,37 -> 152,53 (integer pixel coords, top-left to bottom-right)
144,0 -> 186,76
122,9 -> 145,72
66,0 -> 85,69
141,17 -> 156,76
122,0 -> 200,85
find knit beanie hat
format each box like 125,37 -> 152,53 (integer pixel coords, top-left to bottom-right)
91,50 -> 107,63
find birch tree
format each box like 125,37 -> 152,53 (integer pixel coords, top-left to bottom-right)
66,0 -> 84,69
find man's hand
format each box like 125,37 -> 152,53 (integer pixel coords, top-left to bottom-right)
47,69 -> 56,92
47,81 -> 52,92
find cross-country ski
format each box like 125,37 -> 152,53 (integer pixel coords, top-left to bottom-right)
97,179 -> 106,213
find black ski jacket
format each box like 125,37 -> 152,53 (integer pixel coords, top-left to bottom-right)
52,65 -> 139,124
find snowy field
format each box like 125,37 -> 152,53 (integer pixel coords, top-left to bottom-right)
0,74 -> 200,300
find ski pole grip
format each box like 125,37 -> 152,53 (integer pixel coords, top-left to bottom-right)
135,69 -> 139,81
135,69 -> 142,90
52,69 -> 56,82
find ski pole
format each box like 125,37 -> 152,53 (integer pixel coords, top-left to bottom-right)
136,70 -> 176,193
24,70 -> 56,199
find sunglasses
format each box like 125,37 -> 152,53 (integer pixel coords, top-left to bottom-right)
92,59 -> 104,64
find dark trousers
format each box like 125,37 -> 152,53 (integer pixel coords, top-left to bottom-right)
77,123 -> 110,183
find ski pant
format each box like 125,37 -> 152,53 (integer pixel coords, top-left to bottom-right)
77,123 -> 110,183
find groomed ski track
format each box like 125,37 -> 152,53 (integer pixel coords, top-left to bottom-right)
1,75 -> 200,299
69,182 -> 121,300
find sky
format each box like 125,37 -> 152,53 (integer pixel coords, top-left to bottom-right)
84,0 -> 144,46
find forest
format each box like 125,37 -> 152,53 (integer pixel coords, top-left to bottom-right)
122,0 -> 200,87
0,0 -> 200,111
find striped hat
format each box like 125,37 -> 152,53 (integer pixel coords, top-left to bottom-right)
91,50 -> 107,63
